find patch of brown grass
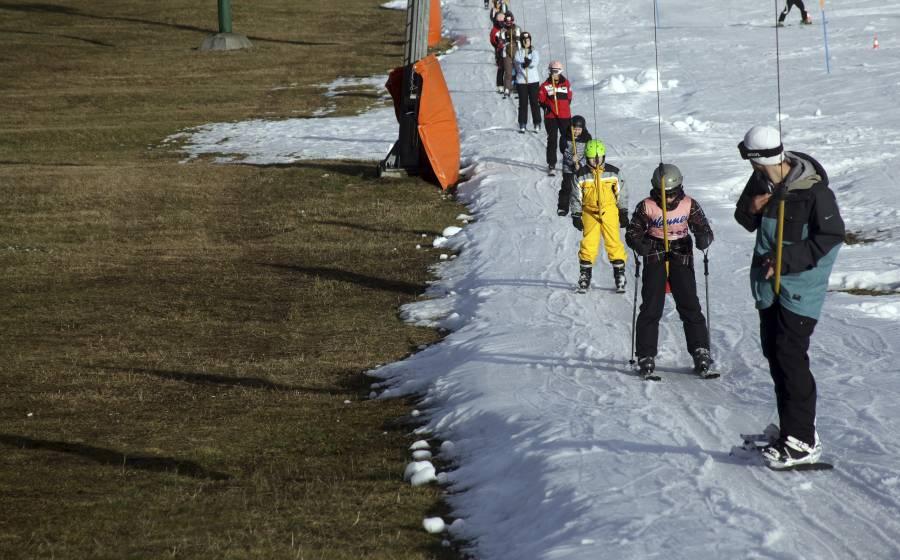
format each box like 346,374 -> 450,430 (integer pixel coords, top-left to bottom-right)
0,1 -> 463,558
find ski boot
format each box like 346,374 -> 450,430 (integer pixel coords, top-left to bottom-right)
532,123 -> 541,134
637,356 -> 658,380
802,15 -> 813,25
612,260 -> 626,293
576,265 -> 592,293
691,347 -> 712,376
518,124 -> 526,134
761,434 -> 822,469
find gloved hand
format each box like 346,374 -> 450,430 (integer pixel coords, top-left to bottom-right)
618,208 -> 628,229
571,213 -> 583,231
759,253 -> 778,279
694,232 -> 712,250
523,57 -> 532,68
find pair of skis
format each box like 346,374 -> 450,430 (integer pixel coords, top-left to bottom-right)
632,362 -> 720,382
574,282 -> 626,295
733,428 -> 834,471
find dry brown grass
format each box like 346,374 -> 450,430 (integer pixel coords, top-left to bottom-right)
0,1 -> 462,558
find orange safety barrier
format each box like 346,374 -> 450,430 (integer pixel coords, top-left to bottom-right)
429,0 -> 441,47
414,54 -> 460,189
384,55 -> 460,189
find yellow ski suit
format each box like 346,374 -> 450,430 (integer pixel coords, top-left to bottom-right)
570,163 -> 628,264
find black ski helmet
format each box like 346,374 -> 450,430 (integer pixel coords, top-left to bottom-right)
651,163 -> 683,192
571,115 -> 586,129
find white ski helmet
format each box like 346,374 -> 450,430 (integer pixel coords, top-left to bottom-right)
739,125 -> 785,166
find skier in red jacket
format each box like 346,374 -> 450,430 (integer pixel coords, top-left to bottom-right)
538,61 -> 572,176
489,13 -> 506,94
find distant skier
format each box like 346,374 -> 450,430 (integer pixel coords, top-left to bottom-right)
625,163 -> 714,379
570,139 -> 629,294
489,13 -> 506,94
558,114 -> 591,216
538,61 -> 572,176
734,125 -> 844,468
489,0 -> 509,22
496,13 -> 521,98
778,0 -> 812,26
513,32 -> 542,133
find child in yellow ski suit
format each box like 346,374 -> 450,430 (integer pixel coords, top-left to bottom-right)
570,139 -> 629,292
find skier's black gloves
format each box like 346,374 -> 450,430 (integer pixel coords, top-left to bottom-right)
618,208 -> 628,228
523,57 -> 532,68
694,232 -> 712,250
571,214 -> 583,231
758,253 -> 783,274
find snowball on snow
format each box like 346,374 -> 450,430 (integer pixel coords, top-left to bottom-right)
412,449 -> 433,461
381,0 -> 407,9
442,226 -> 463,237
423,517 -> 446,533
411,465 -> 437,486
410,439 -> 431,451
404,460 -> 433,481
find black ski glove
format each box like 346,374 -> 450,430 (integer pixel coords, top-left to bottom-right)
571,213 -> 583,231
618,208 -> 628,228
523,57 -> 532,68
694,231 -> 712,250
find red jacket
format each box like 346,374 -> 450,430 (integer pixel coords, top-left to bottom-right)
490,25 -> 503,49
538,75 -> 573,119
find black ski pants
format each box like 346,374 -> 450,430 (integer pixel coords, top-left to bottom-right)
759,301 -> 818,446
495,51 -> 505,88
635,259 -> 709,358
544,117 -> 570,168
558,172 -> 574,214
779,0 -> 808,22
516,82 -> 541,127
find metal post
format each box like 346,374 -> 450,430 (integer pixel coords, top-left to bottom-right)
380,0 -> 431,177
201,0 -> 251,50
820,1 -> 831,74
219,0 -> 233,34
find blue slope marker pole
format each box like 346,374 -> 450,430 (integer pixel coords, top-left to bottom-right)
820,0 -> 831,74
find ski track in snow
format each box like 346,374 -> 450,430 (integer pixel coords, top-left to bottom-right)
172,0 -> 900,557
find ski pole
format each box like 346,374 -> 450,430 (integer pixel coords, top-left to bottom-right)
774,186 -> 786,295
551,74 -> 560,117
629,250 -> 642,366
703,248 -> 711,358
659,165 -> 671,293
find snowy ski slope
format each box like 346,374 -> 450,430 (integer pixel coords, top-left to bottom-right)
176,0 -> 900,557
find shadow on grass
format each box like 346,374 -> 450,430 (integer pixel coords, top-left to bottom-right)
0,2 -> 339,46
0,434 -> 231,480
0,28 -> 114,47
310,219 -> 440,237
244,160 -> 381,178
91,365 -> 351,395
261,264 -> 423,296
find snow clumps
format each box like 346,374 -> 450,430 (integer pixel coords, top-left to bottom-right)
602,68 -> 678,93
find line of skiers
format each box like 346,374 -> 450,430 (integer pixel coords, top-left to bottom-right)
486,0 -> 713,378
483,2 -> 844,469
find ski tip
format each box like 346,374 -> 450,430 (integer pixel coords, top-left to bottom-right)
767,462 -> 834,472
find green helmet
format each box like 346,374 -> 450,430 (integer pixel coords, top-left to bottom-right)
584,139 -> 606,159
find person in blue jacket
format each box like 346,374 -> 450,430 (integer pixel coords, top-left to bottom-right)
734,125 -> 844,469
